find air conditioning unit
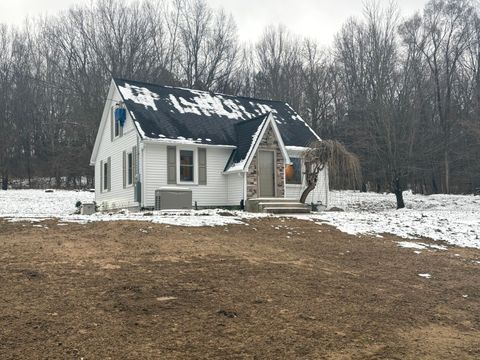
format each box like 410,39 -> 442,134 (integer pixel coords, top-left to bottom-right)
155,187 -> 192,210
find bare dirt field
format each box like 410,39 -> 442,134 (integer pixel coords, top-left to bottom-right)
1,217 -> 480,359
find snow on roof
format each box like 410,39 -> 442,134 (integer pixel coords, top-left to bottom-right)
114,78 -> 319,147
119,83 -> 160,111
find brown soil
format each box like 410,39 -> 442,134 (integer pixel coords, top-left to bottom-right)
1,217 -> 480,359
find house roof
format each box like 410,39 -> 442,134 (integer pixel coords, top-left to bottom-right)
113,78 -> 320,147
225,114 -> 270,172
223,113 -> 291,173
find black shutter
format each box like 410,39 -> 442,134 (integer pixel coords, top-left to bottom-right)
122,151 -> 126,189
198,148 -> 207,185
167,146 -> 177,184
107,157 -> 111,191
100,160 -> 103,193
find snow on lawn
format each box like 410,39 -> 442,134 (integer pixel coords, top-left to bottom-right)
309,190 -> 480,249
1,189 -> 479,247
0,189 -> 266,227
0,190 -> 94,219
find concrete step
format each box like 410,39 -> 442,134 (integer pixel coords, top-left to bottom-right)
263,206 -> 311,214
246,198 -> 301,212
258,202 -> 310,211
253,197 -> 300,203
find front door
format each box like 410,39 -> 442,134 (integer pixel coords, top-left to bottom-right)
258,150 -> 275,197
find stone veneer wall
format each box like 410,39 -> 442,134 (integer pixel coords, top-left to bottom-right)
246,124 -> 285,198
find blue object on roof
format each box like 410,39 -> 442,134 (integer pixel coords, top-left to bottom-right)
115,107 -> 127,127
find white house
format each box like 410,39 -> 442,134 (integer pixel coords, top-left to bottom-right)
90,78 -> 329,211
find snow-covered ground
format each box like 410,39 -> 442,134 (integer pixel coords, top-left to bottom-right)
0,189 -> 265,227
0,189 -> 479,248
309,190 -> 480,249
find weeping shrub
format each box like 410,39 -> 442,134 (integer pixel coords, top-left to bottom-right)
300,140 -> 361,204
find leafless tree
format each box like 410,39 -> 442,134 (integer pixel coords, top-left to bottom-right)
300,140 -> 361,204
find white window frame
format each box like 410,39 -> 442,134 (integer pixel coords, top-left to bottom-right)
112,106 -> 121,140
176,147 -> 198,185
127,151 -> 134,186
286,156 -> 303,186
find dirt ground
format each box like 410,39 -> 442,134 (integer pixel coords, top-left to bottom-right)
1,217 -> 480,360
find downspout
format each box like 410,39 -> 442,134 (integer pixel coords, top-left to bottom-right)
136,135 -> 144,209
325,165 -> 329,208
243,171 -> 247,205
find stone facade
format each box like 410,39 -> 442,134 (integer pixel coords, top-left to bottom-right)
246,124 -> 285,198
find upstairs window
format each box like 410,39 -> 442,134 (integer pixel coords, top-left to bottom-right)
113,106 -> 126,139
179,150 -> 194,182
114,115 -> 120,137
286,157 -> 302,185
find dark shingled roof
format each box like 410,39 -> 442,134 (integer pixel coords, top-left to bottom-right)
114,78 -> 319,147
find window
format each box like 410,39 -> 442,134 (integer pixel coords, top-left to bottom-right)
127,152 -> 133,185
179,150 -> 194,182
113,107 -> 122,139
114,115 -> 120,137
286,157 -> 302,185
103,161 -> 109,190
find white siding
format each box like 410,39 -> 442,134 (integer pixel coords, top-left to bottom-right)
284,150 -> 329,206
143,143 -> 236,208
94,87 -> 140,210
226,173 -> 245,206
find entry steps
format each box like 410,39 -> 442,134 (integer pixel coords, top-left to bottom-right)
246,198 -> 311,214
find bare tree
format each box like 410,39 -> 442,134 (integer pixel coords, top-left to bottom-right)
300,140 -> 361,204
404,0 -> 476,193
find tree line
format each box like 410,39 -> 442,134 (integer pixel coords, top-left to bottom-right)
0,0 -> 478,194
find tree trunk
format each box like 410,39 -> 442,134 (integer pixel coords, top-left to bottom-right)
300,184 -> 316,204
393,177 -> 405,209
432,172 -> 438,194
444,149 -> 450,194
1,174 -> 8,190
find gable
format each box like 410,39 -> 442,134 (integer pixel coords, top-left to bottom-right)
114,78 -> 320,147
224,113 -> 290,173
90,81 -> 140,165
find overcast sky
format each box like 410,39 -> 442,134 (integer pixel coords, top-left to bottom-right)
0,0 -> 430,45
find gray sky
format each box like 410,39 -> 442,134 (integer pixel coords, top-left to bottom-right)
0,0 -> 429,45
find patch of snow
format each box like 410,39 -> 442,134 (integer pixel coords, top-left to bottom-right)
168,92 -> 250,119
397,241 -> 448,251
157,296 -> 176,301
0,190 -> 93,219
119,84 -> 160,111
305,191 -> 480,249
134,121 -> 146,138
418,273 -> 431,279
397,242 -> 427,250
0,190 -> 270,227
286,146 -> 308,153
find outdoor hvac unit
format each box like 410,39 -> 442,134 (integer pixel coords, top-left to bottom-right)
155,187 -> 192,210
